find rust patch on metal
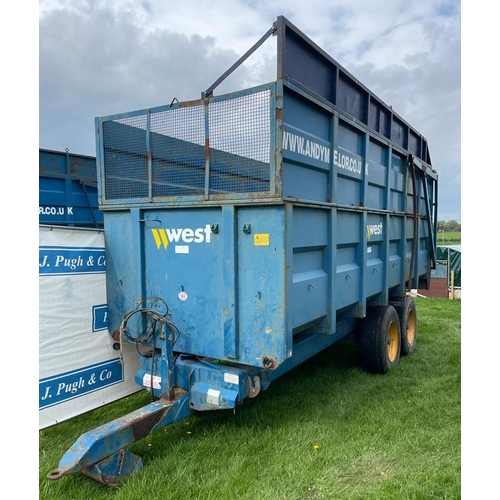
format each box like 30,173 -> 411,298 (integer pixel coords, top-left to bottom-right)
262,356 -> 276,369
247,375 -> 261,398
129,405 -> 172,441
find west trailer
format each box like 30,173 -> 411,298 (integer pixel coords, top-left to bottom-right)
47,16 -> 438,486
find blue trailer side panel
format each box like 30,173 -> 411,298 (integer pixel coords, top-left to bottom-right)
39,148 -> 103,227
105,205 -> 288,368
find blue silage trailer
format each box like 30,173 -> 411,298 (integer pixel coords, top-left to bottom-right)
39,148 -> 104,228
47,16 -> 438,486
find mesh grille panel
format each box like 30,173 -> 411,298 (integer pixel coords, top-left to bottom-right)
103,115 -> 148,200
150,105 -> 205,197
209,91 -> 270,193
101,89 -> 271,201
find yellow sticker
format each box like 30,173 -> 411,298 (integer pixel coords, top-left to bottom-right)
254,233 -> 270,246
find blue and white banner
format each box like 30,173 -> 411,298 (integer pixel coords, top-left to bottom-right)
39,226 -> 140,430
39,247 -> 106,275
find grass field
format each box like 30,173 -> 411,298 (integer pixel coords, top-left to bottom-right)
39,297 -> 461,500
438,231 -> 461,245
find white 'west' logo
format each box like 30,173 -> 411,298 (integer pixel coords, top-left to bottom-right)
366,222 -> 383,240
152,224 -> 212,249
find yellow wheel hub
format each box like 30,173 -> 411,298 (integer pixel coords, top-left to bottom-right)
406,310 -> 416,345
387,321 -> 399,362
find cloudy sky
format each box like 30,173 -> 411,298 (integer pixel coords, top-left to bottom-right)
38,0 -> 461,222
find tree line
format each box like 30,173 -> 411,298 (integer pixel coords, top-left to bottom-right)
437,220 -> 461,232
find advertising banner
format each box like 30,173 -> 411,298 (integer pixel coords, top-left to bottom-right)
39,226 -> 140,430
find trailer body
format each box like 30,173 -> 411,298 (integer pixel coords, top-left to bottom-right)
48,16 -> 438,486
39,148 -> 103,228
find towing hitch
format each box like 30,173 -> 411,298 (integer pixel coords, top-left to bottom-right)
46,393 -> 190,486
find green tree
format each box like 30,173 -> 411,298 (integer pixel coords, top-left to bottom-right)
444,220 -> 461,232
437,220 -> 461,232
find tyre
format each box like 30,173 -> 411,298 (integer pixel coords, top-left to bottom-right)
395,296 -> 418,356
358,305 -> 401,374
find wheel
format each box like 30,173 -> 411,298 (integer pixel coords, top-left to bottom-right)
358,305 -> 401,374
395,296 -> 418,356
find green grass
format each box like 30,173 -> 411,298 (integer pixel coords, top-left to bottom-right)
438,231 -> 461,245
39,298 -> 461,500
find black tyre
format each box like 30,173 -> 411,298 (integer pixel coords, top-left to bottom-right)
395,296 -> 418,356
358,305 -> 401,374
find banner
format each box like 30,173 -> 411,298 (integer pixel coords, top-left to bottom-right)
39,226 -> 140,429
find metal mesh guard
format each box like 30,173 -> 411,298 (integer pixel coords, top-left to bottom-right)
102,89 -> 271,201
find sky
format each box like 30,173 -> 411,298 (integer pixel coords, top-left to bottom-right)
38,0 -> 461,223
